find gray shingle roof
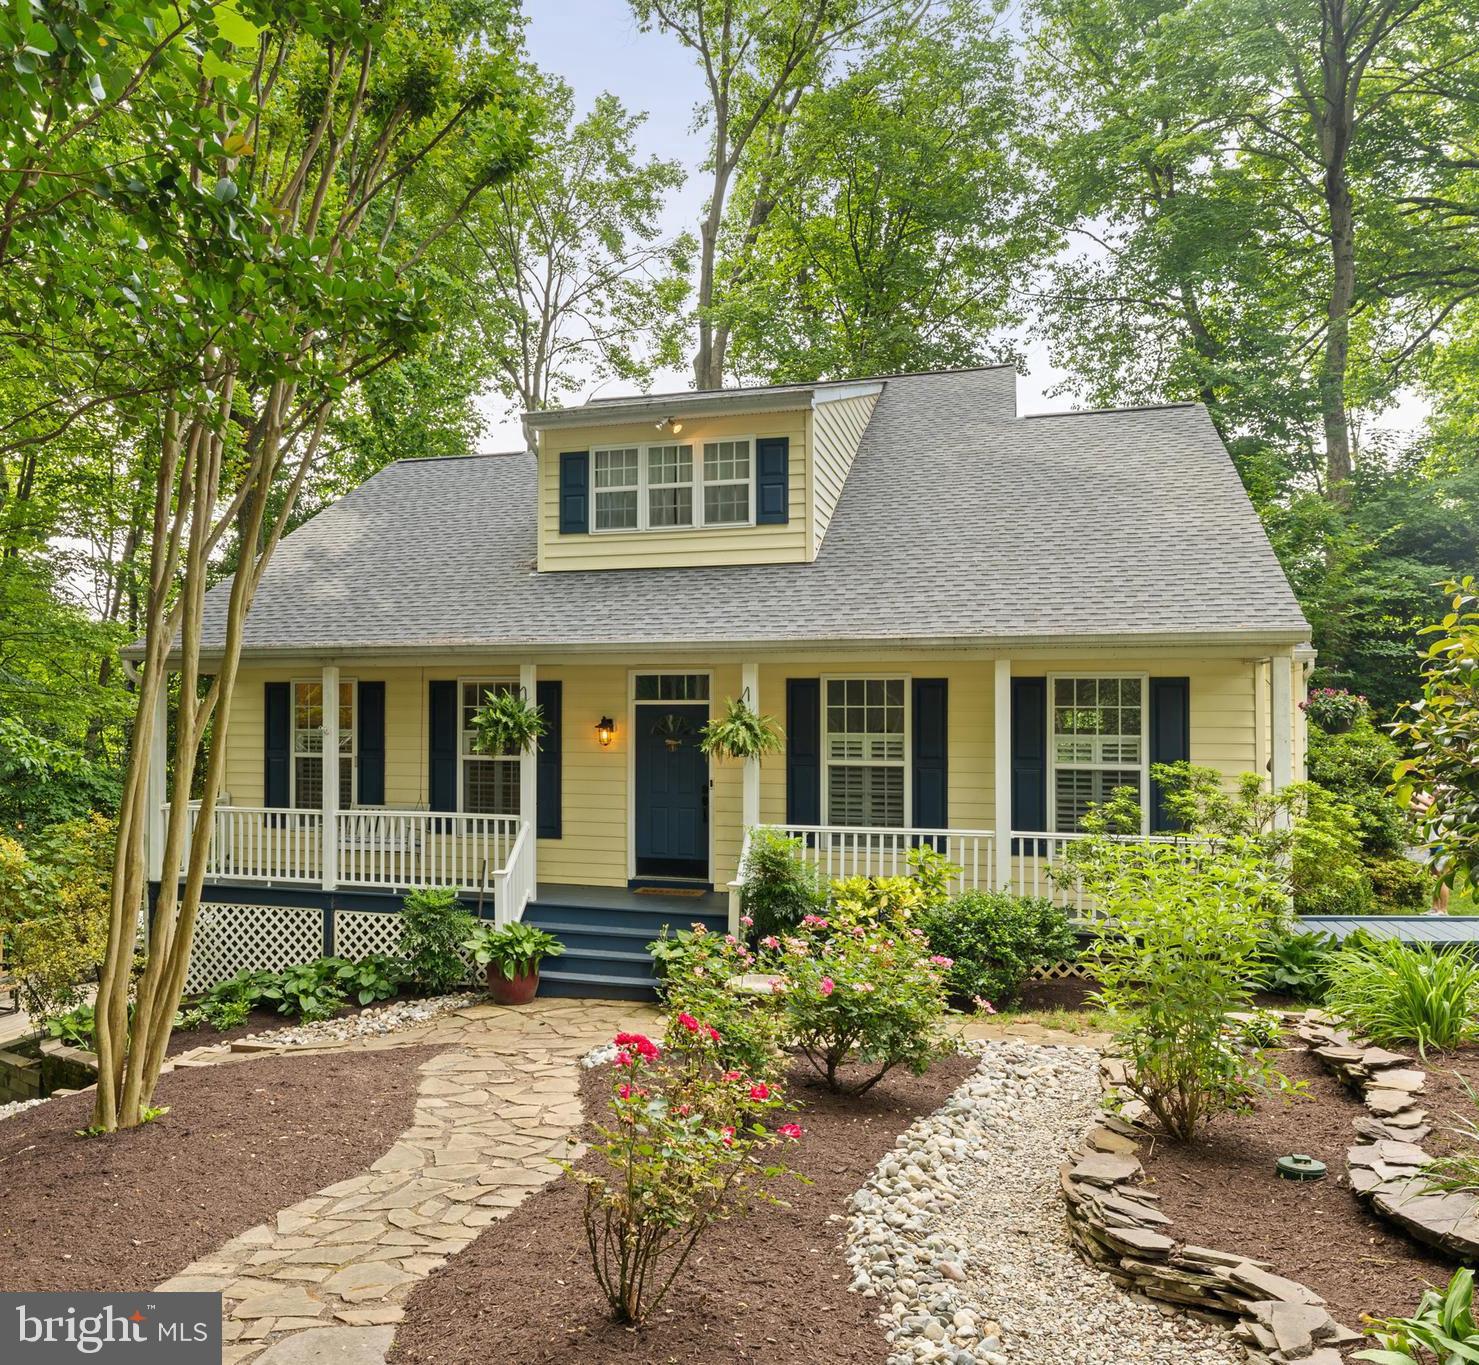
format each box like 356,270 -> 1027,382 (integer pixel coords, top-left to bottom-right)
197,369 -> 1308,655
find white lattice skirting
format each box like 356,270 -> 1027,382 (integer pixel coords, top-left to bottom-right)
333,909 -> 404,961
185,903 -> 325,993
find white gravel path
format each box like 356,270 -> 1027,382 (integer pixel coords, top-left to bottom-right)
848,1039 -> 1244,1365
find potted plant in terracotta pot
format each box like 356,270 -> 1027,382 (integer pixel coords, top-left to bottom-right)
463,920 -> 565,1005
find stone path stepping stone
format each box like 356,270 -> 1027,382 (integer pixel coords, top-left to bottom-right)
156,997 -> 658,1365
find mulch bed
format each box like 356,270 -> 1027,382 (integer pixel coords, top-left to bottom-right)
1139,1043 -> 1454,1336
1401,1045 -> 1479,1159
0,1044 -> 437,1293
391,1053 -> 977,1365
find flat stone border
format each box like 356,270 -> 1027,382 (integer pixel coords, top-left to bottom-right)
1061,1053 -> 1361,1365
1297,1010 -> 1479,1259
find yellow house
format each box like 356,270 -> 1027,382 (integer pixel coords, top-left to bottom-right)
143,367 -> 1312,996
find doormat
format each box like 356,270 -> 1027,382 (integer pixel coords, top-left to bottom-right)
634,886 -> 707,898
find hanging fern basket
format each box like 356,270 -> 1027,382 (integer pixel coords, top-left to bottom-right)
470,688 -> 546,756
698,696 -> 784,762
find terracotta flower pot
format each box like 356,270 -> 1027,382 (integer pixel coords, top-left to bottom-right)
485,962 -> 540,1005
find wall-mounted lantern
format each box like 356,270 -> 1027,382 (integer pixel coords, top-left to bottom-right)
596,716 -> 616,748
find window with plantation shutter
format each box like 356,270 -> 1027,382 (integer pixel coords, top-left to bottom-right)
460,680 -> 520,815
1049,675 -> 1146,832
291,680 -> 354,809
823,677 -> 908,827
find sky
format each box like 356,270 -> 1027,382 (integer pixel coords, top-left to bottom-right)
480,1 -> 1426,450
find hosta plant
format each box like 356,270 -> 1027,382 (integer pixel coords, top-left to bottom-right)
570,1022 -> 801,1325
1357,1268 -> 1479,1365
773,915 -> 951,1094
463,920 -> 564,980
1325,939 -> 1479,1057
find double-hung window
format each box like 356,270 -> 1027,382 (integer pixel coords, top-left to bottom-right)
292,680 -> 354,809
590,438 -> 754,532
823,677 -> 908,827
1050,675 -> 1146,833
460,680 -> 521,815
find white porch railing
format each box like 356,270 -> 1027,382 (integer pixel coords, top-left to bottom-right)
174,803 -> 524,897
773,824 -> 997,896
487,820 -> 536,924
1009,830 -> 1186,917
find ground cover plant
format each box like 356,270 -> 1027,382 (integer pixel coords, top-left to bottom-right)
1253,925 -> 1342,1002
570,1022 -> 800,1325
1325,939 -> 1479,1056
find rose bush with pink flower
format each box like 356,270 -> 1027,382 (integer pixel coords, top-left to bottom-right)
569,1020 -> 802,1325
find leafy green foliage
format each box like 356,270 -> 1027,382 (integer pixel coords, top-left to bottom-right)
1325,940 -> 1479,1056
1394,579 -> 1479,894
45,1003 -> 97,1050
1302,688 -> 1370,732
259,961 -> 348,1024
570,1023 -> 799,1325
737,829 -> 825,943
773,917 -> 951,1095
1418,1080 -> 1479,1201
469,688 -> 546,757
463,920 -> 564,981
328,953 -> 409,1007
1252,926 -> 1340,1003
698,697 -> 784,762
1307,718 -> 1407,858
399,888 -> 476,994
1072,831 -> 1290,1141
1356,1267 -> 1479,1365
920,892 -> 1078,1008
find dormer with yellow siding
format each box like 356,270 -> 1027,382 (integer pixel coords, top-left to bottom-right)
525,379 -> 883,571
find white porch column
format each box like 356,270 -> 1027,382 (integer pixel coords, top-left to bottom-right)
741,661 -> 760,832
993,657 -> 1012,891
521,662 -> 538,891
146,675 -> 168,882
322,663 -> 340,891
1270,647 -> 1294,825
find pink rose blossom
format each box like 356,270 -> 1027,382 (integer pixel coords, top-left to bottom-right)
722,1070 -> 742,1083
749,1082 -> 770,1101
760,934 -> 780,950
929,954 -> 954,969
776,1123 -> 803,1140
721,1125 -> 735,1147
676,1012 -> 700,1033
740,914 -> 754,927
820,976 -> 835,997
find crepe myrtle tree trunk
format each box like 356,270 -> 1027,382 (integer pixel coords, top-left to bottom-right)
91,6 -> 534,1132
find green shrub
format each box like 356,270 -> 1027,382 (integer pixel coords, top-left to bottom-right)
1357,1267 -> 1479,1365
1366,855 -> 1431,914
654,924 -> 786,1079
738,829 -> 824,941
773,917 -> 950,1094
45,1002 -> 97,1048
1307,718 -> 1406,857
1325,939 -> 1479,1056
920,891 -> 1077,1008
1253,926 -> 1339,1002
1071,823 -> 1289,1142
400,887 -> 476,993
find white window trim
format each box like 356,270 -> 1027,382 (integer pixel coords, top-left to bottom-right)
290,677 -> 356,810
1046,671 -> 1150,836
820,674 -> 912,829
590,436 -> 756,534
458,676 -> 521,816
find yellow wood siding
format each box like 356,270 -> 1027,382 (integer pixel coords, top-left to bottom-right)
219,650 -> 1292,891
810,392 -> 878,554
536,411 -> 812,571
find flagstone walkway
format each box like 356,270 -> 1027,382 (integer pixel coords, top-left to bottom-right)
154,997 -> 657,1365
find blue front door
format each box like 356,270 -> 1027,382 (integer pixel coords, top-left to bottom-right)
635,702 -> 709,880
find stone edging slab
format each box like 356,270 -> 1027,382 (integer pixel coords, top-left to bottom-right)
1297,1010 -> 1479,1259
1060,1055 -> 1360,1365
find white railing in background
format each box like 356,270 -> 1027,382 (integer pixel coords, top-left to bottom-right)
771,825 -> 997,897
488,821 -> 535,924
336,809 -> 519,892
1010,830 -> 1186,917
175,803 -> 522,894
182,803 -> 323,884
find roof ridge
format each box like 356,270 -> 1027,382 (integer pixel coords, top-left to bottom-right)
1022,401 -> 1200,420
579,363 -> 1015,407
394,449 -> 530,466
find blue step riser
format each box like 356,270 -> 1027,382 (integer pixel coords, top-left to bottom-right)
532,926 -> 669,957
539,975 -> 656,1002
526,903 -> 726,934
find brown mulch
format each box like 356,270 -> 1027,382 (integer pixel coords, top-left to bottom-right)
1403,1045 -> 1479,1158
1140,1044 -> 1454,1336
392,1054 -> 977,1365
0,1044 -> 437,1293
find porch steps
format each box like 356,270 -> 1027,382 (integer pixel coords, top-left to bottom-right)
525,892 -> 727,1002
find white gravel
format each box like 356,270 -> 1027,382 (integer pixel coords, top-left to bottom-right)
0,1095 -> 48,1124
232,991 -> 480,1048
847,1039 -> 1243,1365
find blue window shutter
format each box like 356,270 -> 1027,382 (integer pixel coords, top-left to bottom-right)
536,680 -> 562,839
755,437 -> 789,524
1011,678 -> 1047,841
264,682 -> 291,808
786,678 -> 821,824
357,681 -> 385,806
912,679 -> 948,829
559,451 -> 589,534
1149,677 -> 1190,832
428,680 -> 458,813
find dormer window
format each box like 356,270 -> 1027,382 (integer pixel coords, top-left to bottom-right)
590,438 -> 755,533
